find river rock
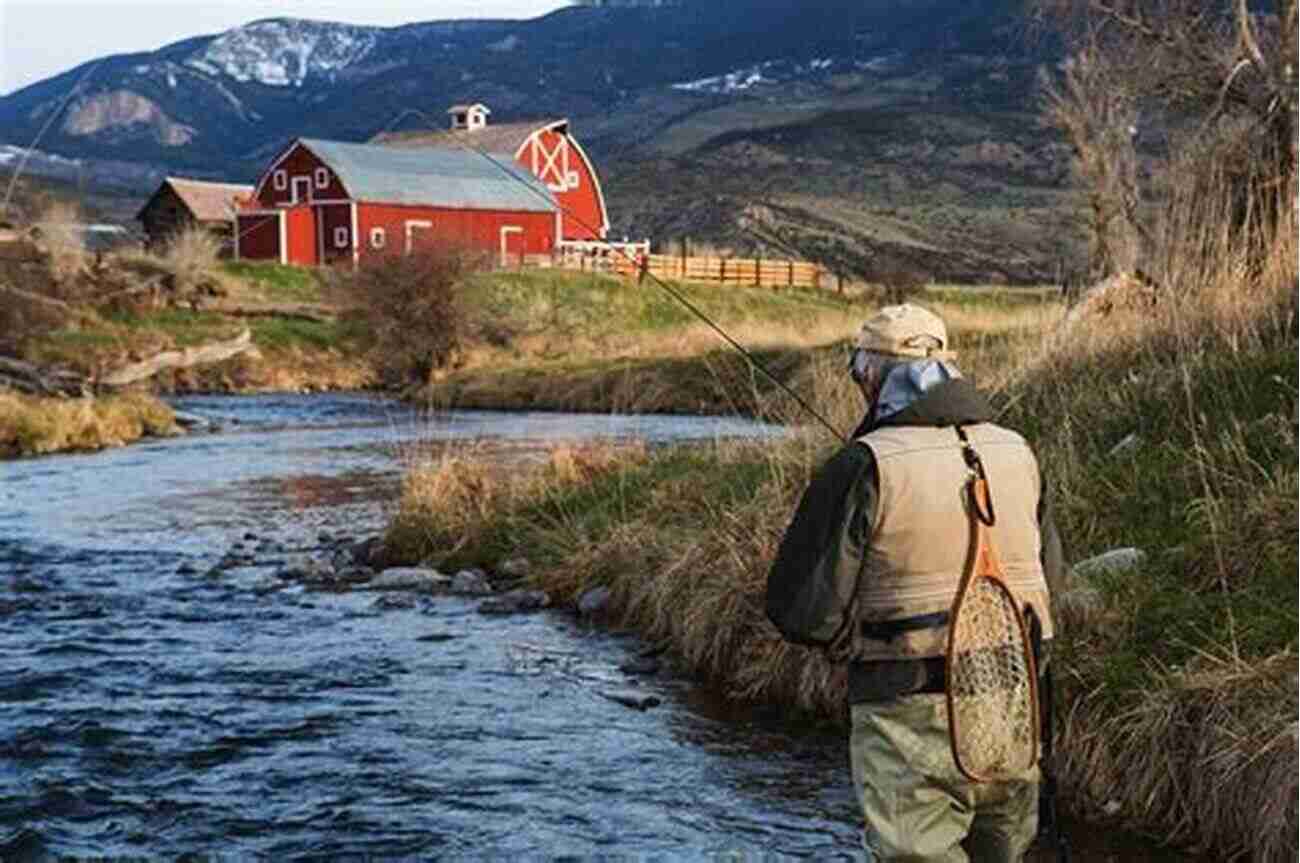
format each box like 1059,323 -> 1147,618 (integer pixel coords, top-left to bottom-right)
176,562 -> 200,576
477,589 -> 550,615
497,557 -> 531,579
1108,432 -> 1142,457
276,556 -> 333,583
618,655 -> 661,676
337,566 -> 375,586
366,567 -> 451,593
599,688 -> 661,710
348,536 -> 384,568
372,593 -> 418,611
1072,548 -> 1147,580
577,586 -> 613,617
450,569 -> 493,596
172,410 -> 212,430
251,577 -> 284,597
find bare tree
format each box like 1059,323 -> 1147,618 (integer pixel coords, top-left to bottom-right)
1040,37 -> 1142,278
1035,0 -> 1298,280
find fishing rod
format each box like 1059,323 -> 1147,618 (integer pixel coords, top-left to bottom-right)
434,131 -> 848,443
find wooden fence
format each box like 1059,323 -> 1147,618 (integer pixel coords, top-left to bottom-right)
516,242 -> 834,291
610,253 -> 827,289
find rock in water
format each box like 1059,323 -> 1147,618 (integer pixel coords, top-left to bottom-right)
599,688 -> 661,710
577,586 -> 612,617
366,567 -> 451,593
450,569 -> 493,596
477,589 -> 550,615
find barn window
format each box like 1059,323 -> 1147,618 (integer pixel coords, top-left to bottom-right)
333,227 -> 349,249
273,169 -> 287,191
370,227 -> 386,249
315,168 -> 329,189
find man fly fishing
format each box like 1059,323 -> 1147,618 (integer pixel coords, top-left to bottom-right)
765,304 -> 1066,862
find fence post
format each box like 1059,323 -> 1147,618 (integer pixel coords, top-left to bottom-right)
755,252 -> 761,287
720,257 -> 726,284
788,260 -> 794,288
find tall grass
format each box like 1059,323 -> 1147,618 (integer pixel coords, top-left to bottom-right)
0,391 -> 176,457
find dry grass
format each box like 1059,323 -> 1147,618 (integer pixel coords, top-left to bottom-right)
0,391 -> 176,457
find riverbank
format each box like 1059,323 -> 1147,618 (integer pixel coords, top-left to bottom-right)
2,250 -> 377,456
384,271 -> 1298,859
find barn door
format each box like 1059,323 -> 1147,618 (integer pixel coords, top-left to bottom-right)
499,226 -> 524,268
404,220 -> 433,255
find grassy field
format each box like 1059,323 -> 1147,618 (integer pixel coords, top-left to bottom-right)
423,269 -> 1057,416
387,261 -> 1297,860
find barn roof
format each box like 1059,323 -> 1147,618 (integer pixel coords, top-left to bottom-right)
299,138 -> 558,212
372,119 -> 566,159
152,177 -> 253,222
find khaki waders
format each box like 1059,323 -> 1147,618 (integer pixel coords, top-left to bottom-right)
850,695 -> 1039,863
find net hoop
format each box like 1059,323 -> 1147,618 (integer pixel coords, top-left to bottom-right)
945,474 -> 1041,783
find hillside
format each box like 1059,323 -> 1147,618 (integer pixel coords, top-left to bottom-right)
0,0 -> 1080,281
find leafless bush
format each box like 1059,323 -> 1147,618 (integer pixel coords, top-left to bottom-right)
31,200 -> 87,292
333,246 -> 482,387
161,225 -> 223,295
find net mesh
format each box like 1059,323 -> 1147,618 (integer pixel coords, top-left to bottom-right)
947,575 -> 1037,781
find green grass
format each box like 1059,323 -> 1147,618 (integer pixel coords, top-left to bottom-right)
462,269 -> 856,338
248,317 -> 364,352
221,261 -> 325,304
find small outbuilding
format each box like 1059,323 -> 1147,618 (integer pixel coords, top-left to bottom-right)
234,137 -> 559,267
136,177 -> 253,254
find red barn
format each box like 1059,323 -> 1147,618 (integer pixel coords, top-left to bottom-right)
374,103 -> 610,243
235,137 -> 560,267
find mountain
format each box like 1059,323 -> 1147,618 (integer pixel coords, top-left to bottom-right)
0,1 -> 1080,282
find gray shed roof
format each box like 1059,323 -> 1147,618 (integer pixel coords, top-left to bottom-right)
298,138 -> 557,213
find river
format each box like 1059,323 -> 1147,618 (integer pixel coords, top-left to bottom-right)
1,393 -> 1198,861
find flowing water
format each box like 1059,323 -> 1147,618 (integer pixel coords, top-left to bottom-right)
1,394 -> 1199,861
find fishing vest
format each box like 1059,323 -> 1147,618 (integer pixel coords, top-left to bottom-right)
851,423 -> 1055,662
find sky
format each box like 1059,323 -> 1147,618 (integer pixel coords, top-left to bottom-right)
0,0 -> 571,94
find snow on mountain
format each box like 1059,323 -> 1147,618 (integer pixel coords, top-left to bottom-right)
671,57 -> 851,94
182,19 -> 378,88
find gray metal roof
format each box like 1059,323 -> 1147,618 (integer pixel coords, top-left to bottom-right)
299,138 -> 557,213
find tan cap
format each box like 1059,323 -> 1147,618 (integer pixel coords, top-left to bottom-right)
853,303 -> 955,360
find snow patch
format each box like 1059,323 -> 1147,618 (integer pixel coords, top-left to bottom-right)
672,62 -> 773,94
183,19 -> 377,87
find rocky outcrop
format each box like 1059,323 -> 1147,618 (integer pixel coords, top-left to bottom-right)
62,90 -> 196,146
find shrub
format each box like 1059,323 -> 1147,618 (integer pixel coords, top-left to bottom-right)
333,246 -> 482,388
30,200 -> 87,294
161,225 -> 224,295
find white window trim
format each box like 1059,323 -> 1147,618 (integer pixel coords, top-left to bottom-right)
499,225 -> 523,266
290,176 -> 311,204
370,227 -> 386,249
314,167 -> 329,189
404,220 -> 432,255
273,169 -> 287,191
334,227 -> 349,249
